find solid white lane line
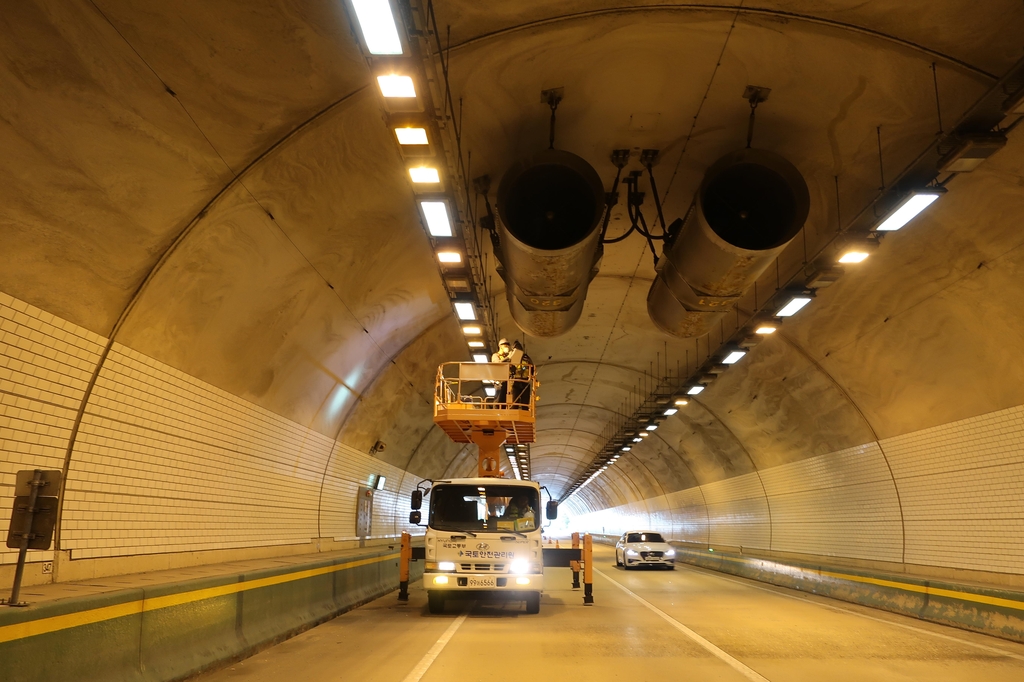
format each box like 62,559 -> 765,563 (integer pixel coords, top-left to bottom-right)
596,568 -> 771,682
689,566 -> 1024,663
400,612 -> 469,682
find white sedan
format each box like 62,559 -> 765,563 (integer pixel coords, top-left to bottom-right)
614,531 -> 675,569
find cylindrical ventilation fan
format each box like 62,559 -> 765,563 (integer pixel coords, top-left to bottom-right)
496,149 -> 606,337
648,148 -> 809,338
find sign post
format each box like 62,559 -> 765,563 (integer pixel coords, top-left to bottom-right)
3,469 -> 61,607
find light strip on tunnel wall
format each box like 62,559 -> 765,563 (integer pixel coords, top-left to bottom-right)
722,351 -> 746,365
395,127 -> 428,145
409,167 -> 440,183
351,0 -> 403,55
874,190 -> 943,232
419,201 -> 452,236
776,296 -> 812,317
377,75 -> 416,98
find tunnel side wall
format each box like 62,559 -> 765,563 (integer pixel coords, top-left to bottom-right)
0,546 -> 423,682
572,403 -> 1024,584
0,291 -> 422,586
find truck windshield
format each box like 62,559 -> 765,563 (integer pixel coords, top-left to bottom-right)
430,484 -> 541,533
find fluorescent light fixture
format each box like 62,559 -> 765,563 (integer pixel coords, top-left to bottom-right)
674,398 -> 689,406
755,326 -> 777,335
875,190 -> 942,232
454,301 -> 476,320
723,350 -> 746,364
621,446 -> 631,451
663,408 -> 678,415
473,353 -> 488,363
484,386 -> 496,396
639,431 -> 649,437
352,0 -> 403,55
506,446 -> 513,452
687,385 -> 705,395
377,75 -> 416,98
632,437 -> 642,443
395,127 -> 428,145
644,424 -> 658,431
776,296 -> 812,317
462,325 -> 481,335
468,341 -> 484,348
409,167 -> 440,183
419,201 -> 452,237
838,250 -> 870,263
437,251 -> 461,263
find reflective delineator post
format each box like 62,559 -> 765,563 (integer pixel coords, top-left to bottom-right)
570,532 -> 581,588
583,534 -> 594,605
398,532 -> 411,602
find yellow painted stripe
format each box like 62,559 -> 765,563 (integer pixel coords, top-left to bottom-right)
693,551 -> 1024,612
0,552 -> 398,644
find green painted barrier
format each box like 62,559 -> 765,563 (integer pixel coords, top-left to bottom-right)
0,547 -> 423,682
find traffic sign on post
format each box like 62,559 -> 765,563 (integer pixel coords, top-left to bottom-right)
3,469 -> 62,607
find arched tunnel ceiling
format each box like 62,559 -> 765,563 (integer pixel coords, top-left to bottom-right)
2,1 -> 1023,509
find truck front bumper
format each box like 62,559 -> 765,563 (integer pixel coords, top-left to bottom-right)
424,572 -> 544,592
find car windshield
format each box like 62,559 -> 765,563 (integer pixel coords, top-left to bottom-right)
626,532 -> 665,543
429,484 -> 540,533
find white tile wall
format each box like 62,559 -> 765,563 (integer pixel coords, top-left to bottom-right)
0,292 -> 105,565
573,405 -> 1024,575
0,289 -> 424,566
884,404 -> 1024,573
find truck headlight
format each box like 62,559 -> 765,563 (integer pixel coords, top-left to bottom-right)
433,576 -> 449,585
510,559 -> 529,574
438,561 -> 455,571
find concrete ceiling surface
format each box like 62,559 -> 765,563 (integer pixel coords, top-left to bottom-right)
2,1 -> 1023,506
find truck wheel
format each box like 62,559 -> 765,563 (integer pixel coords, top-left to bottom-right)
525,593 -> 541,614
428,591 -> 445,614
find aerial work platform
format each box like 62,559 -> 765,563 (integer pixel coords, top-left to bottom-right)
433,361 -> 537,476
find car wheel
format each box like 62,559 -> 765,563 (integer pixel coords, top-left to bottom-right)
428,591 -> 445,614
615,551 -> 622,567
525,593 -> 541,614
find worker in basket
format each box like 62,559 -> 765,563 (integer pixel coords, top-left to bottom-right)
511,340 -> 533,409
490,338 -> 513,404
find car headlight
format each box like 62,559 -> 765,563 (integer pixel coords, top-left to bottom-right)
510,559 -> 529,574
625,549 -> 639,557
664,549 -> 675,557
438,561 -> 456,571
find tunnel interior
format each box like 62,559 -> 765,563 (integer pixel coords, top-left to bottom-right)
1,0 -> 1024,677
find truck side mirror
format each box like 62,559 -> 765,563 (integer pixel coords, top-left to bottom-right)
411,490 -> 422,510
409,511 -> 421,525
546,500 -> 558,520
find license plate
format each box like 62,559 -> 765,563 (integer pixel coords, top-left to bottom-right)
467,576 -> 496,588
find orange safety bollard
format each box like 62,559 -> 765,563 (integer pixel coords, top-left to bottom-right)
583,534 -> 594,605
398,532 -> 411,602
570,532 -> 581,589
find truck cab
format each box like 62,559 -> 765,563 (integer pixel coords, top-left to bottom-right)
420,478 -> 546,614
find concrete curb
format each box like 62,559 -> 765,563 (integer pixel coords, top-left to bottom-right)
593,535 -> 1024,643
0,548 -> 424,682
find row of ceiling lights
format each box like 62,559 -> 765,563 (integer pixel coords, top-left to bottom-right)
349,0 -> 494,360
504,444 -> 531,481
564,167 -> 959,501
